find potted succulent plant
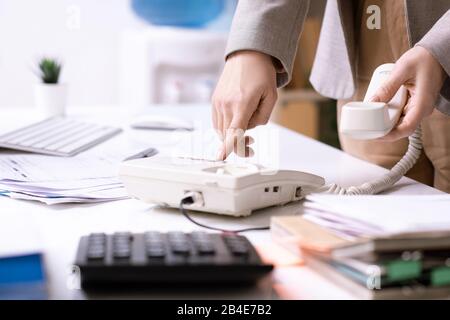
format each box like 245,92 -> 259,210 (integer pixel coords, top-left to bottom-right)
34,58 -> 67,118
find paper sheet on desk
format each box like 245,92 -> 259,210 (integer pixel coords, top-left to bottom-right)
304,194 -> 450,238
0,137 -> 157,204
0,152 -> 126,182
0,156 -> 113,181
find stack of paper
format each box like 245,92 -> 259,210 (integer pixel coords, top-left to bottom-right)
0,142 -> 157,204
271,194 -> 450,299
303,194 -> 450,238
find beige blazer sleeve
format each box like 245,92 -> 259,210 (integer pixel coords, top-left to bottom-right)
416,9 -> 450,115
225,0 -> 310,87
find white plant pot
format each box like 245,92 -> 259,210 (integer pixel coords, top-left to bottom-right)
34,83 -> 67,118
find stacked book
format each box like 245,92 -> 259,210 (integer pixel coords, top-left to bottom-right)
0,211 -> 47,299
271,195 -> 450,299
0,252 -> 47,299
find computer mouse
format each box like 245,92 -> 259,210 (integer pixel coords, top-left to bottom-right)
130,115 -> 194,131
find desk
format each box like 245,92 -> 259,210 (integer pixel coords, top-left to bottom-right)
0,105 -> 442,299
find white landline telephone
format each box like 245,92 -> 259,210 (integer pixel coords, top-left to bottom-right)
119,64 -> 421,217
119,156 -> 325,217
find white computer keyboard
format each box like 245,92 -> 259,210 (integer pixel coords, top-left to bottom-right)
0,117 -> 122,157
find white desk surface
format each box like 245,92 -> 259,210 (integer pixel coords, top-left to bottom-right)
0,105 -> 442,300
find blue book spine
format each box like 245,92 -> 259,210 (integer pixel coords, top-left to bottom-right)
0,253 -> 47,299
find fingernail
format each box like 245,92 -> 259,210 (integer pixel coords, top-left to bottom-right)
216,148 -> 224,161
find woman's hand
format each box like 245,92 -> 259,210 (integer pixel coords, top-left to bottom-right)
370,46 -> 446,141
212,50 -> 278,160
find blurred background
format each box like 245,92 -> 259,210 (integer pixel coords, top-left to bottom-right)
0,0 -> 338,147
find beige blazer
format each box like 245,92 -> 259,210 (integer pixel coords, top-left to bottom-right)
226,0 -> 450,115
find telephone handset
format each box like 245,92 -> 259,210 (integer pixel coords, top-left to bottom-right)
340,63 -> 408,139
334,63 -> 423,195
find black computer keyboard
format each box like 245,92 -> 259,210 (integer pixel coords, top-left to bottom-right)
74,231 -> 273,289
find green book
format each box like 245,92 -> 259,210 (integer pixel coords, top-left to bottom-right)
431,266 -> 450,287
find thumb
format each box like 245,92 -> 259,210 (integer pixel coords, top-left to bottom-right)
369,67 -> 406,103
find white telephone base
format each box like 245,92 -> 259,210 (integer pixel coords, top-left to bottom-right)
340,63 -> 408,140
119,156 -> 325,217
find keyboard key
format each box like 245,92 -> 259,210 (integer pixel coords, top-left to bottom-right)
190,231 -> 209,240
87,252 -> 105,260
171,244 -> 190,255
228,245 -> 249,256
223,234 -> 246,243
113,241 -> 130,247
89,235 -> 106,242
168,231 -> 187,241
89,236 -> 105,243
114,245 -> 131,253
89,233 -> 106,239
88,241 -> 105,249
88,242 -> 105,249
144,231 -> 162,241
147,248 -> 166,258
145,241 -> 163,248
196,245 -> 215,255
223,235 -> 249,256
114,249 -> 131,259
171,241 -> 189,250
87,248 -> 105,260
191,236 -> 216,255
87,245 -> 104,252
113,232 -> 132,241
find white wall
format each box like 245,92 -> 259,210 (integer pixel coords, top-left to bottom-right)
0,0 -> 235,108
0,0 -> 146,107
